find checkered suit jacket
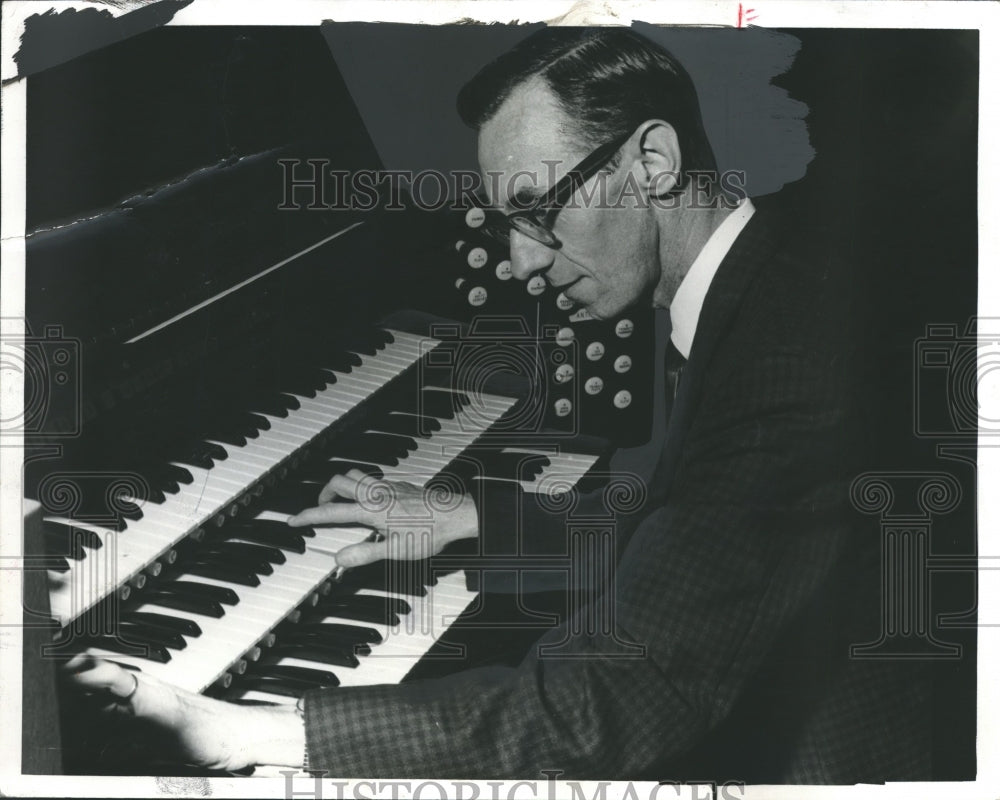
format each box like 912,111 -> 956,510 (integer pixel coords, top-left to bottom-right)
304,198 -> 932,782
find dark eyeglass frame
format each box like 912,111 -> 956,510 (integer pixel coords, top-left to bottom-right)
486,130 -> 633,249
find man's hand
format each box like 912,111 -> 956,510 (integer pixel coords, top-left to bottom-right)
287,469 -> 478,568
62,654 -> 304,771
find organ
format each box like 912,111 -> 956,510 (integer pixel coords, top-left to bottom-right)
16,25 -> 652,775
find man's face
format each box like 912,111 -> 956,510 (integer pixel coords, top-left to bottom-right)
477,78 -> 661,320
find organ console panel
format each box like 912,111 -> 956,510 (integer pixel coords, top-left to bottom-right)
18,25 -> 652,775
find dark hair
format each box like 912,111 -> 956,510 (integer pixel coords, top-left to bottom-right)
457,28 -> 717,176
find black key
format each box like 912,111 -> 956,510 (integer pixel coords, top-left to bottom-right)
108,467 -> 167,503
170,447 -> 213,470
319,351 -> 363,373
288,622 -> 383,643
113,496 -> 145,521
187,562 -> 260,587
263,482 -> 326,515
262,644 -> 359,668
316,603 -> 401,627
68,484 -> 143,523
200,441 -> 229,461
242,392 -> 292,418
247,412 -> 271,432
142,484 -> 169,504
204,428 -> 247,448
145,465 -> 181,495
163,463 -> 194,485
227,410 -> 267,439
117,622 -> 187,650
415,391 -> 460,420
45,530 -> 86,561
279,629 -> 372,656
338,566 -> 429,598
207,524 -> 307,554
159,581 -> 240,605
296,365 -> 331,390
322,594 -> 411,616
67,528 -> 104,550
338,330 -> 384,357
45,521 -> 101,549
248,665 -> 339,686
237,677 -> 311,698
194,552 -> 274,576
122,611 -> 202,637
204,541 -> 286,566
87,636 -> 171,663
278,366 -> 327,398
142,592 -> 226,618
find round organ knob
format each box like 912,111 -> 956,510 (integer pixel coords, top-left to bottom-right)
585,376 -> 604,395
586,341 -> 605,361
615,319 -> 634,338
495,260 -> 513,280
554,364 -> 575,383
614,355 -> 632,374
465,207 -> 486,228
553,398 -> 573,417
555,327 -> 575,346
555,292 -> 574,311
467,286 -> 488,307
613,390 -> 632,409
527,275 -> 546,296
467,247 -> 488,269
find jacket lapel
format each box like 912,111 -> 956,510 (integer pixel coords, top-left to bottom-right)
653,205 -> 782,492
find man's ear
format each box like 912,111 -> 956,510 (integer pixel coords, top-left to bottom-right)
633,120 -> 681,199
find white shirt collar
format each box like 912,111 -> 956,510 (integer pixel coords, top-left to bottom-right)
669,198 -> 755,358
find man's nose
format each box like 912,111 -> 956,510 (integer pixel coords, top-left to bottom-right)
509,229 -> 555,280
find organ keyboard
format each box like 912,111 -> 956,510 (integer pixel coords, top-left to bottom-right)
17,25 -> 616,775
42,329 -> 442,627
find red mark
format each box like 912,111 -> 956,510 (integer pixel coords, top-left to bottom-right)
737,2 -> 758,27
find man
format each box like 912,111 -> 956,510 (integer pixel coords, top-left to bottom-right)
66,28 -> 930,781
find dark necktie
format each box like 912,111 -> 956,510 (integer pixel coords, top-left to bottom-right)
663,338 -> 687,427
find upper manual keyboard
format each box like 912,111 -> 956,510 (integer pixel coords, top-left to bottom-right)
43,329 -> 438,625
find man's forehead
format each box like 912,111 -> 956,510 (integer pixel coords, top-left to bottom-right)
477,78 -> 579,208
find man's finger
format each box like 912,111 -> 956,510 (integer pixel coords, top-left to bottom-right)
287,501 -> 375,528
336,539 -> 390,568
317,473 -> 363,505
62,654 -> 136,699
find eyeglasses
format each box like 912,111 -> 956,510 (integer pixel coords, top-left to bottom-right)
483,130 -> 632,249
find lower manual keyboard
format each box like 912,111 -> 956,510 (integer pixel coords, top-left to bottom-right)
236,571 -> 477,703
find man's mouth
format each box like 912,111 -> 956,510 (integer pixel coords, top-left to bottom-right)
549,276 -> 583,295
